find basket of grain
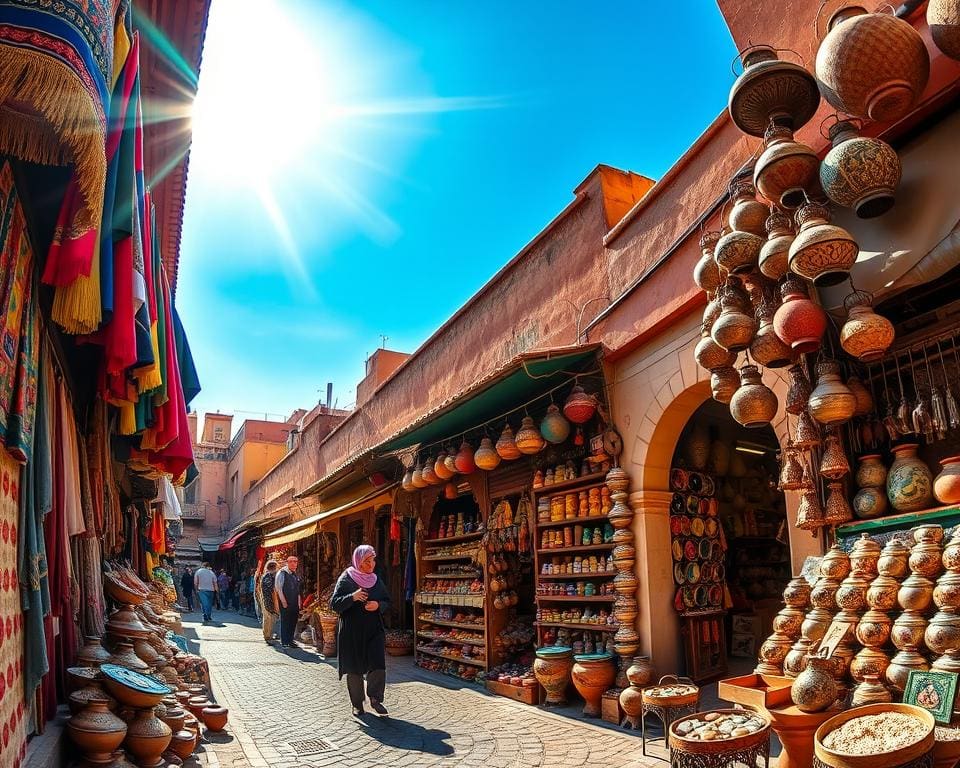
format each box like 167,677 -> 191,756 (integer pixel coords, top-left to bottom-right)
814,703 -> 935,768
669,709 -> 770,754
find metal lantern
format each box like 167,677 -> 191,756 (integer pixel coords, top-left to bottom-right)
540,404 -> 571,444
729,364 -> 779,428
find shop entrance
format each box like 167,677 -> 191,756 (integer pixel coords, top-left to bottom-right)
670,397 -> 789,681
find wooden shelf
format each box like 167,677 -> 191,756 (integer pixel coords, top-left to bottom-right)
532,472 -> 608,495
417,631 -> 485,646
537,570 -> 617,580
423,531 -> 483,545
422,552 -> 479,562
422,573 -> 479,580
536,543 -> 613,555
535,514 -> 610,529
416,593 -> 484,609
417,617 -> 486,632
415,647 -> 487,668
534,621 -> 617,632
534,595 -> 616,602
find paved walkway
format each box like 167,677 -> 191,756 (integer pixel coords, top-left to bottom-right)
184,613 -> 674,768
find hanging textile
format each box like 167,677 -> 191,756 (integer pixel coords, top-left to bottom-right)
75,537 -> 105,639
5,272 -> 38,465
171,305 -> 200,406
0,449 -> 27,766
0,0 -> 113,240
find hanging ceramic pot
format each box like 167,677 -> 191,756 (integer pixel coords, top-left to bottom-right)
728,45 -> 821,135
563,385 -> 596,424
840,291 -> 895,362
934,456 -> 960,505
727,178 -> 768,236
730,364 -> 778,429
887,443 -> 933,512
846,376 -> 874,418
928,0 -> 960,60
474,438 -> 501,471
434,452 -> 454,481
793,409 -> 821,449
785,363 -> 812,415
540,404 -> 571,444
759,209 -> 794,281
754,124 -> 820,208
495,425 -> 521,461
808,359 -> 857,426
820,119 -> 901,218
411,463 -> 428,489
815,5 -> 930,122
515,416 -> 545,455
695,324 -> 736,372
712,277 -> 757,352
400,468 -> 415,492
773,275 -> 826,354
788,202 -> 858,286
824,481 -> 853,526
819,431 -> 850,479
751,299 -> 793,369
444,451 -> 459,477
422,459 -> 442,486
710,366 -> 740,404
693,231 -> 722,292
454,441 -> 476,474
714,228 -> 763,275
780,441 -> 804,490
703,294 -> 722,334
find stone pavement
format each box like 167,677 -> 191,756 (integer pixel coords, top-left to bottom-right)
184,613 -> 676,768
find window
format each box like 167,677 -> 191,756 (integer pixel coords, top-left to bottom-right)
184,482 -> 197,504
213,426 -> 225,442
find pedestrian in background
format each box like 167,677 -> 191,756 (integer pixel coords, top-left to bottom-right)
274,555 -> 302,648
259,560 -> 279,645
180,566 -> 195,612
330,545 -> 391,716
194,562 -> 219,623
217,569 -> 232,611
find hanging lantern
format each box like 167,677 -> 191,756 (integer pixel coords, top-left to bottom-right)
824,481 -> 853,527
516,416 -> 545,455
402,467 -> 415,492
728,45 -> 820,137
754,124 -> 820,209
785,363 -> 812,415
729,364 -> 779,428
808,359 -> 857,426
820,119 -> 901,218
715,227 -> 763,275
712,277 -> 757,353
780,441 -> 804,490
820,431 -> 851,479
435,451 -> 454,481
495,424 -> 521,460
773,275 -> 826,354
444,482 -> 458,500
444,450 -> 459,476
796,475 -> 825,534
815,5 -> 929,122
840,291 -> 895,362
454,441 -> 476,474
694,231 -> 722,292
703,293 -> 722,332
540,404 -> 571,444
563,386 -> 596,424
794,410 -> 822,449
759,209 -> 795,281
411,463 -> 428,489
574,427 -> 585,446
728,179 -> 769,236
788,202 -> 858,287
421,460 -> 441,486
711,366 -> 740,404
474,437 -> 501,471
750,299 -> 793,369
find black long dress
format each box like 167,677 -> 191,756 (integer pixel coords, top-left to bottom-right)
330,572 -> 391,678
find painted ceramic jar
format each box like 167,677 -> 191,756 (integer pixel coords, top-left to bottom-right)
878,538 -> 911,578
820,544 -> 852,580
754,124 -> 820,208
791,657 -> 839,713
788,202 -> 859,287
841,296 -> 896,362
783,577 -> 812,608
935,570 -> 960,609
571,653 -> 616,717
850,533 -> 881,577
759,632 -> 794,668
887,444 -> 933,513
801,607 -> 834,643
898,573 -> 934,612
783,638 -> 813,678
836,572 -> 870,612
926,609 -> 960,655
730,364 -> 778,428
774,276 -> 827,354
850,646 -> 891,684
854,487 -> 888,520
934,456 -> 960,505
866,574 -> 900,611
759,210 -> 794,280
810,577 -> 841,610
808,359 -> 857,426
856,609 -> 893,648
886,648 -> 929,692
943,530 -> 960,572
851,674 -> 893,707
820,119 -> 902,218
715,228 -> 763,275
856,454 -> 888,489
891,609 -> 928,651
534,647 -> 574,706
910,540 -> 945,580
67,700 -> 128,760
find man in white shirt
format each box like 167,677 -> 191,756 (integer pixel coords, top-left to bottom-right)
194,562 -> 219,623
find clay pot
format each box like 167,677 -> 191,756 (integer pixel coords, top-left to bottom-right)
495,426 -> 521,461
815,5 -> 930,122
836,572 -> 869,612
730,364 -> 778,428
187,697 -> 210,719
728,179 -> 768,237
78,636 -> 114,669
563,385 -> 596,424
540,404 -> 571,445
911,540 -> 945,580
774,276 -> 827,354
421,460 -> 440,486
788,202 -> 858,287
928,0 -> 960,60
851,674 -> 893,707
159,706 -> 186,734
850,533 -> 881,577
854,485 -> 886,522
133,639 -> 163,669
866,574 -> 900,611
712,278 -> 758,352
808,359 -> 857,426
916,525 -> 945,545
850,646 -> 891,684
710,366 -> 740,404
515,416 -> 545,455
899,573 -> 935,613
201,705 -> 229,732
124,708 -> 172,768
571,654 -> 616,717
783,577 -> 812,608
434,452 -> 454,481
934,456 -> 960,505
454,441 -> 476,474
821,119 -> 901,218
792,656 -> 838,713
108,642 -> 151,674
811,577 -> 842,610
751,300 -> 793,369
68,700 -> 128,760
819,432 -> 850,480
759,632 -> 794,668
473,437 -> 501,471
619,684 -> 644,729
944,530 -> 960,572
856,454 -> 887,489
534,647 -> 574,706
728,45 -> 821,136
925,609 -> 960,655
694,231 -> 722,292
826,640 -> 855,680
891,609 -> 928,651
878,538 -> 911,578
773,607 -> 805,638
105,607 -> 150,639
626,656 -> 654,688
755,124 -> 820,208
820,544 -> 852,581
784,638 -> 813,678
801,607 -> 834,643
841,297 -> 896,364
759,210 -> 794,280
169,730 -> 196,760
410,464 -> 427,489
856,609 -> 893,648
886,648 -> 929,692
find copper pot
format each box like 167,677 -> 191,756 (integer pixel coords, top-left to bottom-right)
712,278 -> 758,352
750,300 -> 793,369
710,366 -> 740,404
695,325 -> 736,372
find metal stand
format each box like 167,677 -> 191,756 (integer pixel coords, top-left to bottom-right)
641,699 -> 701,762
669,740 -> 769,768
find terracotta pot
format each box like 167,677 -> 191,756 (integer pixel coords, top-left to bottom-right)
534,647 -> 574,706
926,609 -> 960,655
841,301 -> 896,365
892,609 -> 928,651
783,577 -> 812,608
159,706 -> 186,734
454,441 -> 476,474
808,359 -> 857,426
712,278 -> 757,352
421,460 -> 441,486
934,456 -> 960,505
821,119 -> 901,218
784,638 -> 813,678
755,124 -> 820,208
912,540 -> 945,580
133,639 -> 163,669
773,607 -> 805,638
187,697 -> 210,719
694,231 -> 722,292
836,572 -> 869,612
887,444 -> 934,512
473,437 -> 501,471
886,648 -> 929,692
710,366 -> 740,404
811,577 -> 842,609
619,684 -> 644,729
878,538 -> 911,578
169,730 -> 195,760
571,654 -> 616,717
201,705 -> 229,732
856,454 -> 887,489
825,640 -> 855,680
751,300 -> 793,369
792,656 -> 838,712
727,179 -> 768,237
105,607 -> 150,640
78,636 -> 114,669
68,700 -> 128,759
899,573 -> 935,613
774,276 -> 827,354
563,385 -> 596,424
928,0 -> 960,60
801,607 -> 834,643
730,364 -> 778,428
850,646 -> 891,684
434,452 -> 454,481
866,574 -> 900,611
856,609 -> 893,648
626,655 -> 654,688
851,674 -> 893,707
728,45 -> 821,136
820,544 -> 852,581
410,464 -> 426,489
944,530 -> 960,573
124,708 -> 172,768
815,5 -> 930,121
788,202 -> 859,287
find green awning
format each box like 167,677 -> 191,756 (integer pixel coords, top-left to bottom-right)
378,345 -> 601,453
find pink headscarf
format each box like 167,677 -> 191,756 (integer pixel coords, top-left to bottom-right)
346,545 -> 378,589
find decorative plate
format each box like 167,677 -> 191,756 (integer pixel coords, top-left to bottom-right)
674,589 -> 685,612
686,562 -> 700,584
701,562 -> 714,582
670,516 -> 683,536
672,540 -> 683,562
691,518 -> 705,537
682,586 -> 696,609
707,498 -> 719,518
694,585 -> 708,607
698,538 -> 712,560
705,518 -> 719,538
688,473 -> 703,493
684,540 -> 698,562
708,585 -> 723,606
698,497 -> 710,516
701,476 -> 716,497
670,469 -> 688,492
680,517 -> 692,537
671,493 -> 685,514
715,563 -> 726,581
685,495 -> 700,515
674,563 -> 686,585
99,664 -> 172,695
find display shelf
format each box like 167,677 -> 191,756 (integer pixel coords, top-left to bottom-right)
422,573 -> 479,580
532,471 -> 608,494
836,504 -> 960,539
423,531 -> 484,546
417,631 -> 485,646
535,514 -> 611,529
416,593 -> 484,608
422,552 -> 479,562
536,543 -> 613,555
534,621 -> 617,632
534,595 -> 616,602
417,617 -> 486,632
414,662 -> 484,686
536,571 -> 617,580
415,647 -> 487,668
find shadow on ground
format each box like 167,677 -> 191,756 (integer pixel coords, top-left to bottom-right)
356,714 -> 454,756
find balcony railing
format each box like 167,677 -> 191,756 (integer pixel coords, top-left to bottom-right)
180,503 -> 208,520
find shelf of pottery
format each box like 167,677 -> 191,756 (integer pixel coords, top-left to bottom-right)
755,524 -> 960,713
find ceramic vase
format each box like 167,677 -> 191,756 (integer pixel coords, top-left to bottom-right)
925,609 -> 960,655
878,538 -> 910,578
788,202 -> 859,287
540,404 -> 571,445
759,210 -> 794,280
754,124 -> 820,208
563,386 -> 596,424
124,708 -> 172,768
571,655 -> 616,717
887,443 -> 933,512
774,276 -> 827,354
934,456 -> 960,505
820,119 -> 901,218
899,573 -> 935,613
534,647 -> 574,706
791,656 -> 838,712
856,454 -> 887,489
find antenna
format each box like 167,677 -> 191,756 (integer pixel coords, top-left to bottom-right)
326,382 -> 333,411
380,334 -> 388,349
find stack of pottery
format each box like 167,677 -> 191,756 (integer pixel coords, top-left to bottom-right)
618,656 -> 655,729
606,466 -> 639,687
858,538 -> 907,705
854,454 -> 888,520
928,527 -> 960,657
846,536 -> 886,686
800,545 -> 847,648
100,664 -> 174,768
781,578 -> 814,678
758,575 -> 812,675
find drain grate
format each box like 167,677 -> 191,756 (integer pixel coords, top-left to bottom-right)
288,738 -> 336,755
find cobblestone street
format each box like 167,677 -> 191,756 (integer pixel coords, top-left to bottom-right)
186,614 -> 671,768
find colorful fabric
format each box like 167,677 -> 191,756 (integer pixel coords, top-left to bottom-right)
0,0 -> 114,239
5,272 -> 38,464
346,545 -> 378,589
0,449 -> 27,766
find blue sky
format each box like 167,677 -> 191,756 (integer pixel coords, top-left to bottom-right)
177,0 -> 737,426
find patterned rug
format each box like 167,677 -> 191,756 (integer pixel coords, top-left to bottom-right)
0,449 -> 27,767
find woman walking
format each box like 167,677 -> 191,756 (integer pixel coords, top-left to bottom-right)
330,545 -> 391,716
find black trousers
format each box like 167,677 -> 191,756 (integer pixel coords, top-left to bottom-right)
279,606 -> 298,645
346,669 -> 386,707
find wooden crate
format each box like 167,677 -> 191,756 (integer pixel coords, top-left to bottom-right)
486,679 -> 539,705
601,690 -> 623,725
